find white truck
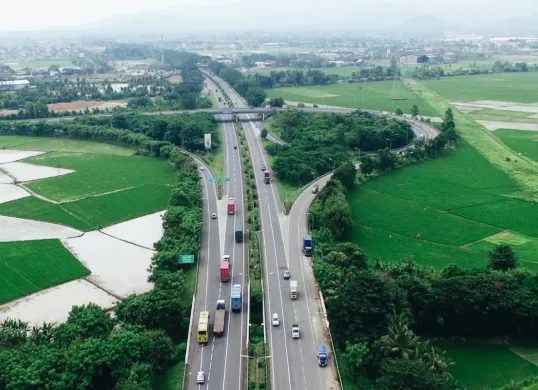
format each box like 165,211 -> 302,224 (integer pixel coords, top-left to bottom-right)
290,280 -> 297,300
292,324 -> 300,339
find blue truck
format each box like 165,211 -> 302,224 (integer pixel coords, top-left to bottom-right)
231,284 -> 242,312
317,345 -> 328,367
303,235 -> 313,257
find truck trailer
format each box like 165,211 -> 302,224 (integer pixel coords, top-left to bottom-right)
290,280 -> 298,300
231,284 -> 242,312
227,198 -> 235,215
213,300 -> 226,337
220,261 -> 230,282
263,170 -> 270,184
303,235 -> 313,257
317,345 -> 328,367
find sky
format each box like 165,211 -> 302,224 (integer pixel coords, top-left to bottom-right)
0,0 -> 536,32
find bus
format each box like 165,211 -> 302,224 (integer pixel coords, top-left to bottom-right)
197,311 -> 209,344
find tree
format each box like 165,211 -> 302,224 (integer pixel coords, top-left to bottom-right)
360,155 -> 375,176
115,363 -> 153,390
375,358 -> 455,390
376,148 -> 398,171
245,87 -> 266,107
488,244 -> 518,271
342,342 -> 370,376
379,312 -> 418,359
332,161 -> 357,189
395,107 -> 403,116
261,128 -> 268,138
268,97 -> 285,107
411,105 -> 419,117
54,303 -> 116,346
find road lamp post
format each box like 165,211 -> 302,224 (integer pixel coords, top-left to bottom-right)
386,138 -> 392,151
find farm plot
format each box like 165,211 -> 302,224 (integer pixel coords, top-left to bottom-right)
266,81 -> 437,116
0,215 -> 81,242
0,240 -> 89,304
495,129 -> 538,163
24,152 -> 177,201
63,231 -> 154,297
0,136 -> 134,156
1,162 -> 75,182
347,137 -> 538,268
0,185 -> 30,204
421,72 -> 538,103
0,279 -> 118,327
0,184 -> 172,231
0,149 -> 44,164
102,210 -> 165,249
435,341 -> 538,390
47,100 -> 127,113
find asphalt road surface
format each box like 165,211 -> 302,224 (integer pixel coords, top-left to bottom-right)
208,73 -> 341,390
187,81 -> 248,390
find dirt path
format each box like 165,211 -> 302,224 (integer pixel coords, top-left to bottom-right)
478,121 -> 538,131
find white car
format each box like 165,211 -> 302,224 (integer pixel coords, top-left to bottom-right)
211,213 -> 217,219
272,313 -> 280,327
196,371 -> 205,384
199,166 -> 205,171
223,255 -> 230,262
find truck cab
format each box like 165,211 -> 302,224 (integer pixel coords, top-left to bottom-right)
263,170 -> 270,184
317,345 -> 328,367
303,235 -> 313,257
292,324 -> 300,339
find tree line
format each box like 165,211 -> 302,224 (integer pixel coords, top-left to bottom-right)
410,61 -> 537,80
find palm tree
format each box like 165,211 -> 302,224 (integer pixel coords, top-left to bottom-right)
379,311 -> 418,359
419,342 -> 454,374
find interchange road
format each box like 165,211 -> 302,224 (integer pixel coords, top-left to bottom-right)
209,73 -> 339,390
186,80 -> 247,390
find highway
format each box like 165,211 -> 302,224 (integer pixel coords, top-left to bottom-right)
208,72 -> 340,390
186,80 -> 248,390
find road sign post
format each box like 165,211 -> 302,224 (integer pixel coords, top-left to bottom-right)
178,255 -> 195,265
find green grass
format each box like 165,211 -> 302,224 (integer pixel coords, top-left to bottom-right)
435,341 -> 538,390
408,79 -> 538,198
0,240 -> 89,304
495,129 -> 538,163
251,66 -> 362,77
0,184 -> 172,231
266,81 -> 438,117
0,136 -> 134,155
153,360 -> 184,390
203,125 -> 224,178
5,59 -> 73,70
421,72 -> 538,103
24,152 -> 176,202
469,109 -> 538,124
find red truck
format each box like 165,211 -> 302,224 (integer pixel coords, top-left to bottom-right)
264,170 -> 270,184
220,261 -> 230,282
227,198 -> 235,215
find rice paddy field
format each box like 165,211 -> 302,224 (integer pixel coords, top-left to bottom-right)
23,152 -> 176,201
435,341 -> 538,390
495,129 -> 538,163
266,81 -> 438,116
421,72 -> 538,103
0,184 -> 172,231
0,240 -> 89,304
348,139 -> 538,271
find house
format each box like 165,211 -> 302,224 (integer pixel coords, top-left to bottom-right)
417,55 -> 430,64
0,79 -> 30,90
59,66 -> 83,75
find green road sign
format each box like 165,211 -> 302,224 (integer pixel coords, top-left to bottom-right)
179,255 -> 195,264
209,178 -> 217,183
222,177 -> 230,182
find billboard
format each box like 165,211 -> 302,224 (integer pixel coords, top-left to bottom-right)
204,133 -> 212,151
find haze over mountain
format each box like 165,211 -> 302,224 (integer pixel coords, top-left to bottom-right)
1,0 -> 537,36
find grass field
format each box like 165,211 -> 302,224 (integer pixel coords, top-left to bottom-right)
468,109 -> 538,125
5,59 -> 73,70
0,184 -> 172,231
153,360 -> 184,390
266,81 -> 437,116
435,341 -> 538,390
421,72 -> 538,103
495,129 -> 538,163
0,239 -> 89,304
0,136 -> 134,156
24,152 -> 176,202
